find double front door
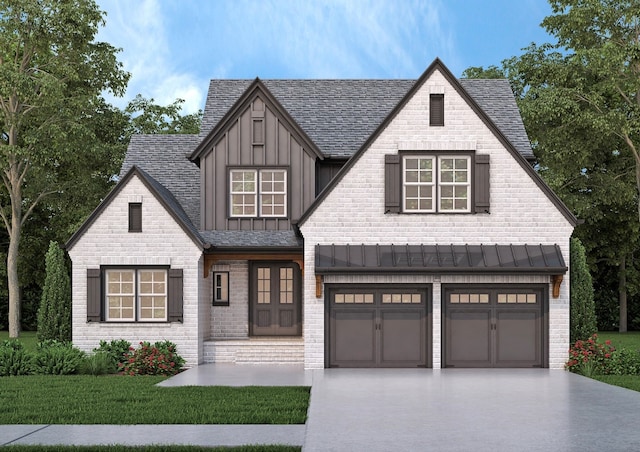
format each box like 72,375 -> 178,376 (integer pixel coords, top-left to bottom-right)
250,262 -> 301,336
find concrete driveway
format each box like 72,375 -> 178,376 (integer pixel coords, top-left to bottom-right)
304,369 -> 640,452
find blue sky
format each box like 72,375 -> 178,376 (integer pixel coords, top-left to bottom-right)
95,0 -> 555,114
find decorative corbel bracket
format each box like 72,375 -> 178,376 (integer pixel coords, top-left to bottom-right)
316,275 -> 324,298
552,275 -> 563,298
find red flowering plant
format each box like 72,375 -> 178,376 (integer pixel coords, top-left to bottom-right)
565,334 -> 615,376
119,341 -> 185,376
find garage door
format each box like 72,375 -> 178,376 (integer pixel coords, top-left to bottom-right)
327,286 -> 431,368
444,286 -> 547,368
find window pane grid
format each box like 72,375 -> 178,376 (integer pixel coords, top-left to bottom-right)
438,157 -> 470,212
403,157 -> 434,212
106,269 -> 167,321
260,170 -> 287,217
230,170 -> 257,217
279,267 -> 293,304
257,267 -> 270,304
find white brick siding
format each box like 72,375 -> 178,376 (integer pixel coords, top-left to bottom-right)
210,261 -> 250,338
68,175 -> 205,366
300,69 -> 574,370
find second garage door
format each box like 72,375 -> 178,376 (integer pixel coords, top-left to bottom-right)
444,285 -> 547,368
327,285 -> 431,368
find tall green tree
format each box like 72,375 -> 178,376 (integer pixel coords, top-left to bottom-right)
0,0 -> 129,337
570,237 -> 597,342
37,241 -> 71,342
125,95 -> 203,135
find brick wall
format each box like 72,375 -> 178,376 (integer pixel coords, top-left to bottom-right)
68,176 -> 205,366
210,261 -> 250,338
300,69 -> 574,369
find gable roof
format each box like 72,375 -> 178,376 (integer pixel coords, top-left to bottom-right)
297,58 -> 578,227
190,78 -> 324,162
200,78 -> 535,161
121,134 -> 202,228
66,165 -> 204,251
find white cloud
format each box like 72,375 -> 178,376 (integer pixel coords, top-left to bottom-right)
96,0 -> 206,114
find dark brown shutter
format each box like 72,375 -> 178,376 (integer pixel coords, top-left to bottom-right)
87,268 -> 101,322
129,203 -> 142,232
385,154 -> 401,213
474,154 -> 490,213
168,268 -> 183,322
430,94 -> 444,126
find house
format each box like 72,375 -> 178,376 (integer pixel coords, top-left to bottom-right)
66,59 -> 576,369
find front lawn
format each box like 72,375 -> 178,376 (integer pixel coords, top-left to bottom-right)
596,331 -> 640,351
592,375 -> 640,392
0,330 -> 38,350
0,375 -> 310,424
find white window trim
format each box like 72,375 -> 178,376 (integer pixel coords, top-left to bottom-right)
229,169 -> 257,217
402,156 -> 435,213
105,268 -> 168,322
402,154 -> 471,213
229,168 -> 287,218
437,155 -> 471,213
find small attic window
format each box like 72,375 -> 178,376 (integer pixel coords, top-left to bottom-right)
253,118 -> 264,145
129,203 -> 142,232
430,94 -> 444,126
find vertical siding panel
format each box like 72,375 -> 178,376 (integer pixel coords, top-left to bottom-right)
303,153 -> 315,213
205,150 -> 215,229
240,108 -> 252,165
215,136 -> 228,230
228,120 -> 238,166
289,137 -> 302,224
265,108 -> 277,166
278,122 -> 289,165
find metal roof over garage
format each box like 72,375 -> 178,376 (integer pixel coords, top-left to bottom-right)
314,244 -> 567,275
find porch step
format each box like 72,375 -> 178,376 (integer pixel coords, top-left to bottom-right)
203,338 -> 304,364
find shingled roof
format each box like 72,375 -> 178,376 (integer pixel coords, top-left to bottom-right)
118,73 -> 539,248
200,78 -> 534,160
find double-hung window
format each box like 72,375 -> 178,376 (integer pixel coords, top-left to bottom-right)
105,269 -> 167,321
403,155 -> 471,213
230,169 -> 287,217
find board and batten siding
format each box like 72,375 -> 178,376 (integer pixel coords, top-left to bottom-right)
200,96 -> 317,231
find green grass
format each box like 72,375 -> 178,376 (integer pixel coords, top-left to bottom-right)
2,447 -> 299,452
0,375 -> 310,424
596,331 -> 640,351
592,375 -> 640,392
0,330 -> 39,350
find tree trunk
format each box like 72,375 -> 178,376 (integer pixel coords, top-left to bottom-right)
6,156 -> 23,338
619,256 -> 627,333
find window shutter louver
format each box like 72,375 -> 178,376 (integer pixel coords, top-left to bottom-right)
474,154 -> 490,212
129,203 -> 142,232
168,269 -> 184,322
385,154 -> 401,213
87,269 -> 101,322
430,94 -> 444,126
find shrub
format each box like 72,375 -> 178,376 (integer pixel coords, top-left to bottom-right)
607,348 -> 640,375
80,351 -> 117,375
570,238 -> 597,342
0,340 -> 32,376
566,333 -> 615,376
32,340 -> 85,375
94,339 -> 132,369
37,241 -> 72,342
119,341 -> 185,376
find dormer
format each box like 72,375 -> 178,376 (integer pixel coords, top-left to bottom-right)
190,79 -> 324,232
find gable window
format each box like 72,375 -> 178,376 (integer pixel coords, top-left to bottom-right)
430,94 -> 444,126
403,155 -> 471,213
105,269 -> 167,321
128,203 -> 142,232
230,169 -> 287,218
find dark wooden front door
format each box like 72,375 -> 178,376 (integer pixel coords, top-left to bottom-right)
444,286 -> 546,368
327,286 -> 431,368
250,262 -> 301,336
